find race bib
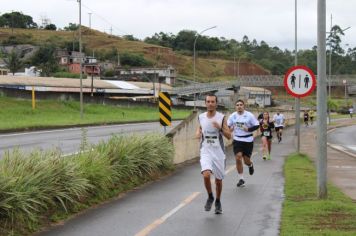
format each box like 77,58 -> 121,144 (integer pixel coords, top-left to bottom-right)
204,136 -> 219,147
235,122 -> 245,130
263,131 -> 270,136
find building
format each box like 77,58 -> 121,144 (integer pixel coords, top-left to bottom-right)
239,86 -> 272,107
116,65 -> 176,85
56,50 -> 100,76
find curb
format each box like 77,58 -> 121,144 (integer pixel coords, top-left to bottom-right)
327,123 -> 356,159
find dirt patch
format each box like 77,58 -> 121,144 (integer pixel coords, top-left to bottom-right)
312,212 -> 356,231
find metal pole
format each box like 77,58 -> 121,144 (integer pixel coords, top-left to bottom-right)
32,86 -> 35,110
78,0 -> 83,118
328,14 -> 332,124
193,26 -> 217,110
91,66 -> 94,96
88,12 -> 92,28
317,0 -> 327,199
294,0 -> 300,153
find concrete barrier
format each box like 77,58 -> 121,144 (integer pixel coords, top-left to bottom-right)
168,110 -> 299,164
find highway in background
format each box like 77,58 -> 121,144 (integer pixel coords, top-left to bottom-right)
0,121 -> 181,157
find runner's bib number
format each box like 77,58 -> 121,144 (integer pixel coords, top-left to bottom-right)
235,122 -> 245,130
263,131 -> 270,136
204,136 -> 219,147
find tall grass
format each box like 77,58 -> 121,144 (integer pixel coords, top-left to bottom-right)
0,133 -> 174,235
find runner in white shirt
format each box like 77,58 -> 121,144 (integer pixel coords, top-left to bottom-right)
273,112 -> 285,143
196,94 -> 231,214
227,99 -> 260,187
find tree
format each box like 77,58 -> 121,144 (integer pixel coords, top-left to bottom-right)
64,23 -> 79,31
0,11 -> 37,28
4,49 -> 23,75
327,25 -> 346,55
30,44 -> 58,76
45,24 -> 57,30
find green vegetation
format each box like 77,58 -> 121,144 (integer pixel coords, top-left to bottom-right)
0,133 -> 174,235
52,71 -> 87,79
281,153 -> 356,235
0,97 -> 191,131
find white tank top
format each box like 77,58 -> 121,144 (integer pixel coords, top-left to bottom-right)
198,111 -> 225,158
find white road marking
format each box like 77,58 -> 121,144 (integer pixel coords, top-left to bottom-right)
135,192 -> 201,236
0,122 -> 169,137
329,165 -> 354,169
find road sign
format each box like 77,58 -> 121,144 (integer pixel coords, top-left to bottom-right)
159,92 -> 171,126
284,65 -> 316,98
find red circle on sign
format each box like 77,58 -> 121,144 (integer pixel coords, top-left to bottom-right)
284,65 -> 316,98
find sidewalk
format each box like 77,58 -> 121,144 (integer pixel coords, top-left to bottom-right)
300,119 -> 356,200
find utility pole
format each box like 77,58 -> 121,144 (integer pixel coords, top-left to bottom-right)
317,0 -> 327,199
110,26 -> 113,35
78,0 -> 83,118
328,14 -> 332,124
88,12 -> 92,28
294,0 -> 300,152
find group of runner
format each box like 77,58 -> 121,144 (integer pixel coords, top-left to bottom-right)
196,94 -> 286,214
303,109 -> 315,126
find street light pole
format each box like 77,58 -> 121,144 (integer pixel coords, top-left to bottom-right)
294,0 -> 301,153
193,26 -> 217,110
78,0 -> 83,118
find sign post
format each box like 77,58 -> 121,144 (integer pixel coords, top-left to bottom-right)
284,65 -> 316,153
159,92 -> 172,134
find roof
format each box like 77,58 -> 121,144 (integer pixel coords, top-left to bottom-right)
0,75 -> 172,91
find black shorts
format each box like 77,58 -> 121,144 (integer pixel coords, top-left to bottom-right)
233,140 -> 254,157
275,126 -> 283,132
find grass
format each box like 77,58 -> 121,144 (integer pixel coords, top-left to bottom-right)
0,96 -> 191,131
281,153 -> 356,235
0,133 -> 174,235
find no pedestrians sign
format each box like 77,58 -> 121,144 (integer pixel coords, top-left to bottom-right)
284,65 -> 316,98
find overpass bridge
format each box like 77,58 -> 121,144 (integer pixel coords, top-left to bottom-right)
169,75 -> 356,97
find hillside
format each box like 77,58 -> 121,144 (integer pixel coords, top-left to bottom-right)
0,27 -> 270,81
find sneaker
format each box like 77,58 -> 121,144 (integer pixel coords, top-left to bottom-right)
267,154 -> 271,160
248,164 -> 254,175
204,197 -> 214,211
236,179 -> 245,187
215,200 -> 222,214
262,156 -> 267,160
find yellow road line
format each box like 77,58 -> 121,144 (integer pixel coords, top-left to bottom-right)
135,192 -> 201,236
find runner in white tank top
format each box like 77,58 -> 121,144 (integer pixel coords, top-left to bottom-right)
196,94 -> 231,214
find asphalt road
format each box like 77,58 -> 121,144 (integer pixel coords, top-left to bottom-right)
35,127 -> 297,236
0,121 -> 180,157
328,124 -> 356,155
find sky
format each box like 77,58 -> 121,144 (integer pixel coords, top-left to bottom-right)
1,0 -> 355,51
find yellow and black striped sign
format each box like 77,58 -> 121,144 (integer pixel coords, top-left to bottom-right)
159,92 -> 171,126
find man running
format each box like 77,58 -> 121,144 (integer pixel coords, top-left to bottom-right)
196,94 -> 231,214
227,99 -> 259,187
309,109 -> 315,125
304,110 -> 309,127
273,112 -> 285,143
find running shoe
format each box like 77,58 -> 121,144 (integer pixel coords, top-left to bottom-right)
263,156 -> 267,160
267,154 -> 271,160
236,179 -> 245,187
204,197 -> 214,211
215,200 -> 222,214
248,164 -> 254,175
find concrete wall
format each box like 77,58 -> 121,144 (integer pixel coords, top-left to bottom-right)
168,110 -> 299,164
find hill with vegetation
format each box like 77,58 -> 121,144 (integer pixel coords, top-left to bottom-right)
0,27 -> 269,82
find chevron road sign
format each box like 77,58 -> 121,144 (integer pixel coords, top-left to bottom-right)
159,92 -> 171,126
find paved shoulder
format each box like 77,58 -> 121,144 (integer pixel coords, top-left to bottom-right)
36,129 -> 296,236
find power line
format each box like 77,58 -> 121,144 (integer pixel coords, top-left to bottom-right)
80,2 -> 129,35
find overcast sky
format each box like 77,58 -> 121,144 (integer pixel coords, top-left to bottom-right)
2,0 -> 355,51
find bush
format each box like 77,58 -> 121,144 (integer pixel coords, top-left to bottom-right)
52,72 -> 87,79
0,133 -> 174,235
